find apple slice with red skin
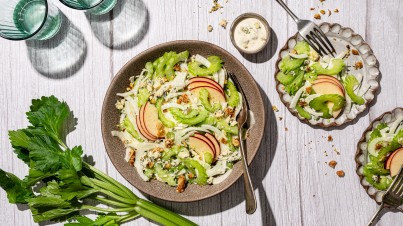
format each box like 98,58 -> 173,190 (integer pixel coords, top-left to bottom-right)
136,113 -> 157,141
386,149 -> 400,169
205,133 -> 221,159
142,102 -> 165,139
311,81 -> 345,118
194,133 -> 216,157
188,81 -> 224,95
190,86 -> 226,103
188,135 -> 215,164
189,77 -> 223,91
388,148 -> 403,177
316,75 -> 345,94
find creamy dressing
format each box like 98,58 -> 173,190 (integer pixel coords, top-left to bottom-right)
234,18 -> 268,52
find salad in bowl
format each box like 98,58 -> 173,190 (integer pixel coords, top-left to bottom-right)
276,40 -> 368,123
111,51 -> 244,193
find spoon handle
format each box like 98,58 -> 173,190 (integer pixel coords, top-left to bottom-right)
239,129 -> 257,214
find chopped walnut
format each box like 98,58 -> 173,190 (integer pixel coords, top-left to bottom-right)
310,7 -> 315,11
327,135 -> 333,142
306,86 -> 312,94
375,143 -> 383,150
176,175 -> 186,193
336,170 -> 345,177
208,25 -> 213,32
129,150 -> 135,167
147,161 -> 154,168
220,138 -> 227,144
176,96 -> 183,104
156,122 -> 165,137
219,19 -> 228,29
188,172 -> 194,179
320,9 -> 326,15
334,9 -> 339,13
328,160 -> 337,168
224,107 -> 235,117
152,147 -> 164,153
355,61 -> 363,70
314,14 -> 321,20
232,137 -> 240,147
165,139 -> 174,148
173,64 -> 181,71
351,49 -> 359,55
181,94 -> 189,103
272,105 -> 279,112
285,127 -> 289,132
298,101 -> 307,107
290,49 -> 297,54
164,162 -> 171,169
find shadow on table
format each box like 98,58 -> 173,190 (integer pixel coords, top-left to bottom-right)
26,13 -> 87,79
149,86 -> 278,225
86,0 -> 149,50
241,28 -> 278,64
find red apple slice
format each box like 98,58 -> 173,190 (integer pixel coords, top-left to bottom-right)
188,136 -> 215,164
386,149 -> 401,169
389,148 -> 403,177
188,81 -> 224,95
190,86 -> 226,103
311,81 -> 345,118
316,75 -> 345,94
205,133 -> 221,159
194,133 -> 216,156
136,113 -> 157,141
189,77 -> 223,91
142,102 -> 164,139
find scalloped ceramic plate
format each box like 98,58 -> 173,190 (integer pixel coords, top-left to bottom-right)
101,40 -> 266,202
274,23 -> 381,127
355,108 -> 403,206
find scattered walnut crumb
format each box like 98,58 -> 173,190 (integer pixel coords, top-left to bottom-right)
328,9 -> 332,16
306,86 -> 312,94
156,122 -> 165,137
351,49 -> 359,55
285,127 -> 288,132
327,135 -> 333,142
278,116 -> 283,121
207,25 -> 213,32
375,143 -> 383,150
298,101 -> 307,107
219,19 -> 228,29
165,139 -> 173,148
220,138 -> 227,144
314,14 -> 321,20
129,150 -> 135,167
147,161 -> 154,168
224,107 -> 235,117
320,9 -> 326,15
310,7 -> 315,11
164,162 -> 171,169
334,8 -> 339,13
272,105 -> 279,112
232,137 -> 240,147
176,175 -> 186,193
336,170 -> 345,177
152,147 -> 164,153
188,172 -> 194,179
328,160 -> 337,168
355,61 -> 363,70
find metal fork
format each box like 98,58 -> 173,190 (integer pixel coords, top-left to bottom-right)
367,166 -> 403,226
275,0 -> 336,57
228,72 -> 257,215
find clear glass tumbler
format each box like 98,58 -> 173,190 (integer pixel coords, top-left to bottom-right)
0,0 -> 62,41
60,0 -> 117,15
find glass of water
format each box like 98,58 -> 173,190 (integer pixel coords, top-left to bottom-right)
60,0 -> 117,15
0,0 -> 62,41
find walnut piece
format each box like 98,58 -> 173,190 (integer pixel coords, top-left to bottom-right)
351,49 -> 359,55
165,139 -> 174,148
232,137 -> 240,147
208,25 -> 213,32
336,170 -> 345,177
314,14 -> 321,20
355,61 -> 363,70
129,150 -> 135,167
328,160 -> 337,168
176,175 -> 186,193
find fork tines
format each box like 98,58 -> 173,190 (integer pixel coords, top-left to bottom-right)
304,26 -> 336,57
383,166 -> 403,207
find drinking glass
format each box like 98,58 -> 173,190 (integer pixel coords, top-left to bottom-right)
0,0 -> 62,41
60,0 -> 117,15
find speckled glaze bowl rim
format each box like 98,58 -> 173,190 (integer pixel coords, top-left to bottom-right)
229,12 -> 271,55
274,22 -> 380,128
101,40 -> 266,202
355,108 -> 403,205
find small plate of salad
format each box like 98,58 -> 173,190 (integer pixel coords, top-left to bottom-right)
274,23 -> 380,127
356,108 -> 403,205
101,40 -> 265,202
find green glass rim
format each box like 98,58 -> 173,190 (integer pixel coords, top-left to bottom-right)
59,0 -> 105,11
0,0 -> 49,41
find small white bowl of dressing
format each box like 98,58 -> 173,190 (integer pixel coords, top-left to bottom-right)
230,13 -> 271,54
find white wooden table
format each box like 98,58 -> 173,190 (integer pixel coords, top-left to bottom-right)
1,0 -> 402,225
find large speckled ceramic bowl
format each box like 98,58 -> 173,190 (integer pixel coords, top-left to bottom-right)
355,108 -> 403,206
274,22 -> 380,127
101,40 -> 265,202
